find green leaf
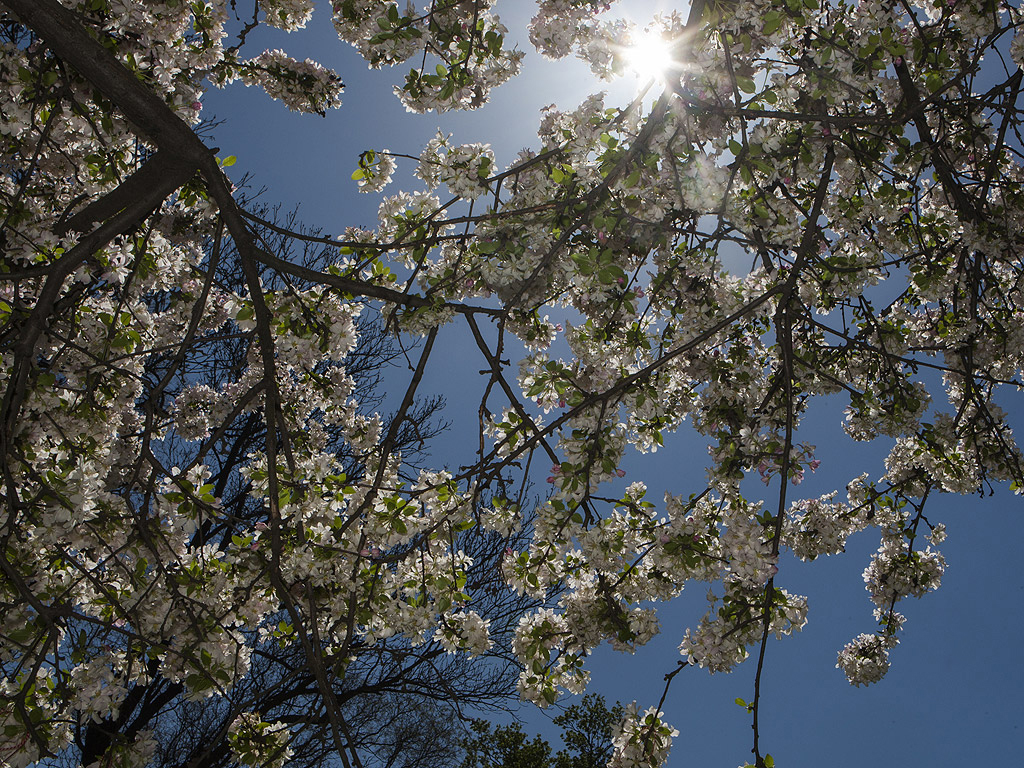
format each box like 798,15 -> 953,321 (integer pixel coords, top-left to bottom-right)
763,12 -> 783,35
736,75 -> 756,93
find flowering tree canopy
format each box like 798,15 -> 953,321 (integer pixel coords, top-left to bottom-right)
1,1 -> 1023,768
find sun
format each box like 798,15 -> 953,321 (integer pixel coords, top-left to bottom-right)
622,29 -> 676,83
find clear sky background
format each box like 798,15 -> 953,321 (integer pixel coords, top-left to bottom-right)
203,2 -> 1024,766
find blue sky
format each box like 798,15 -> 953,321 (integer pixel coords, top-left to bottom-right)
203,2 -> 1024,765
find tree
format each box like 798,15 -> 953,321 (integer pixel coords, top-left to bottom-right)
1,2 -> 1023,768
0,6 -> 533,760
0,171 -> 527,768
461,721 -> 554,768
461,695 -> 623,768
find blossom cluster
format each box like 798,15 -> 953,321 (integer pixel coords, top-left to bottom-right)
228,714 -> 294,768
238,49 -> 344,114
259,0 -> 315,31
416,131 -> 496,200
835,633 -> 897,687
608,703 -> 679,768
353,148 -> 396,193
331,0 -> 524,111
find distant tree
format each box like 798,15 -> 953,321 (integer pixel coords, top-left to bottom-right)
461,695 -> 623,768
461,721 -> 554,768
551,695 -> 624,768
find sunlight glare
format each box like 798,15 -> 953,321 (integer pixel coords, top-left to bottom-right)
623,30 -> 675,83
